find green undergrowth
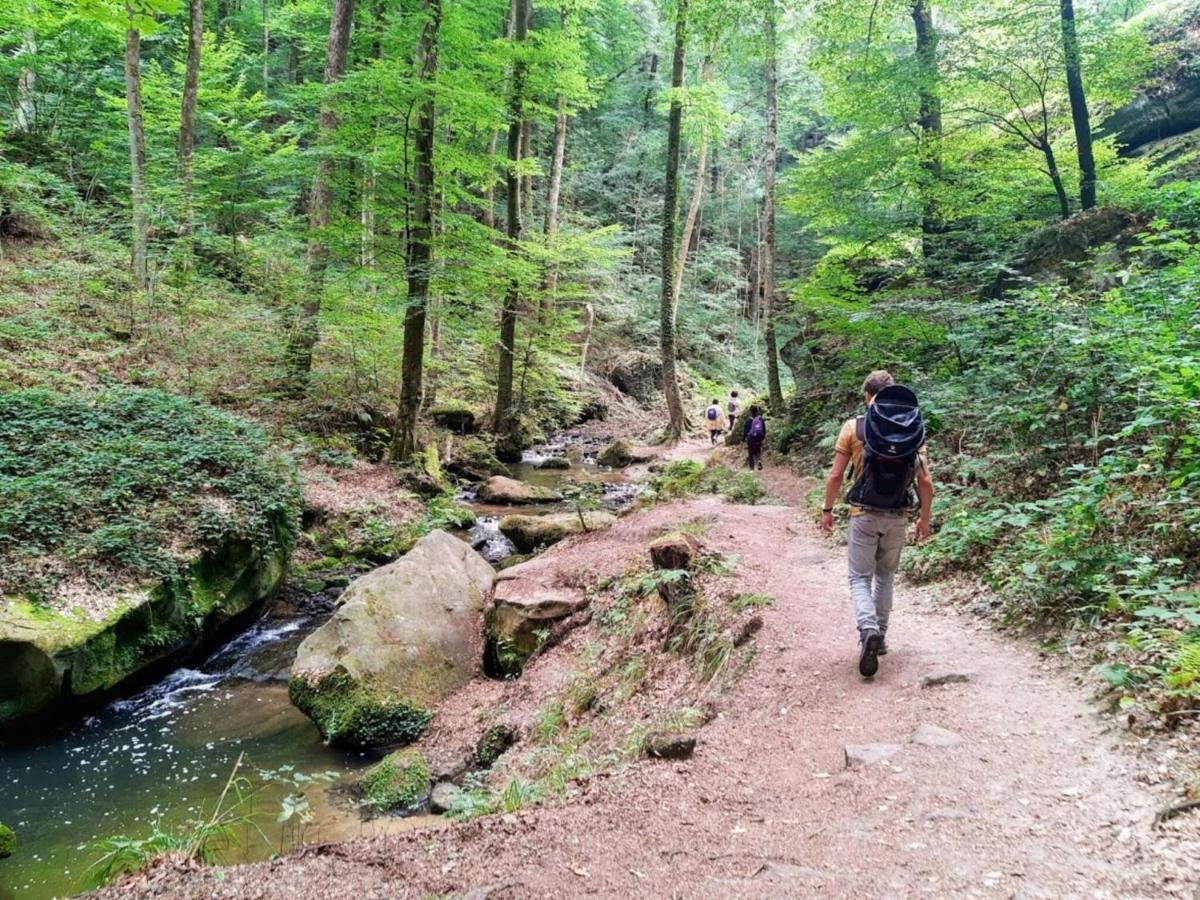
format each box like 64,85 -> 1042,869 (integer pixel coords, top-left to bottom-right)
781,186 -> 1200,717
360,750 -> 431,813
647,459 -> 768,505
0,387 -> 301,602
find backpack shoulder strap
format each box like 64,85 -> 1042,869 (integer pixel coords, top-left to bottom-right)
855,416 -> 866,443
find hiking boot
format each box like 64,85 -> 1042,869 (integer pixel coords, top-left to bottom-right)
858,630 -> 882,678
877,636 -> 888,656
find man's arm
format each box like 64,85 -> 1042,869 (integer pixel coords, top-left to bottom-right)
821,451 -> 850,534
915,465 -> 934,542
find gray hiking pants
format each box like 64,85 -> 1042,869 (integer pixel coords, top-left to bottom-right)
847,512 -> 909,636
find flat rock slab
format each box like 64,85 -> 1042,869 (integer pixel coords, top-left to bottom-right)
430,782 -> 462,814
478,475 -> 563,504
844,743 -> 902,768
922,670 -> 974,688
911,723 -> 964,747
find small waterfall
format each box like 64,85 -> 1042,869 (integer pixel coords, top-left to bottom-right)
469,516 -> 517,564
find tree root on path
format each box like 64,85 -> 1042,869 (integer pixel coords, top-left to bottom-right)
1154,798 -> 1200,825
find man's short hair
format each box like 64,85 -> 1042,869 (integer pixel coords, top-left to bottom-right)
862,370 -> 895,397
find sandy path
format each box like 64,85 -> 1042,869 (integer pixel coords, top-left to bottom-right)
101,441 -> 1200,899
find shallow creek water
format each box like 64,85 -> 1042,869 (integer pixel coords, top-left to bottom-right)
0,436 -> 637,899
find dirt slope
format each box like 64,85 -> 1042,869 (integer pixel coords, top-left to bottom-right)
101,441 -> 1200,899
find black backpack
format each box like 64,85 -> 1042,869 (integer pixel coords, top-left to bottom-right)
847,384 -> 925,511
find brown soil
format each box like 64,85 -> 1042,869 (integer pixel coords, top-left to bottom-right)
99,439 -> 1200,899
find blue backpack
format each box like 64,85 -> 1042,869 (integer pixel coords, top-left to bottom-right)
706,407 -> 718,421
747,417 -> 765,440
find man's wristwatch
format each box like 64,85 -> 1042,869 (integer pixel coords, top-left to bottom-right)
822,507 -> 833,513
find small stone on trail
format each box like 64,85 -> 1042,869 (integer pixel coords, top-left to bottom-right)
910,723 -> 963,747
844,743 -> 902,768
431,781 -> 462,814
646,731 -> 696,759
921,670 -> 973,688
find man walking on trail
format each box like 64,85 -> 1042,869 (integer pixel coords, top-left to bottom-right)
705,399 -> 724,445
744,405 -> 766,470
821,371 -> 933,678
727,390 -> 741,431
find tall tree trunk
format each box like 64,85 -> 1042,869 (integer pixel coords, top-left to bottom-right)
482,0 -> 518,231
521,121 -> 534,222
540,89 -> 568,318
672,51 -> 714,316
762,0 -> 784,413
285,0 -> 356,391
216,0 -> 230,33
1060,0 -> 1096,210
179,0 -> 203,246
15,22 -> 36,133
1040,138 -> 1071,219
125,21 -> 149,291
658,0 -> 688,442
494,0 -> 530,434
394,0 -> 441,459
910,0 -> 943,268
262,0 -> 270,95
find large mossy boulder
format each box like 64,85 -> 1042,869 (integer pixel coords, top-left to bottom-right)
478,475 -> 562,504
429,400 -> 479,435
498,510 -> 616,553
0,388 -> 299,737
597,438 -> 634,468
360,748 -> 432,814
445,436 -> 511,482
289,530 -> 494,748
0,823 -> 15,859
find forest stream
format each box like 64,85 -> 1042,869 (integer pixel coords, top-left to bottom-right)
0,436 -> 638,900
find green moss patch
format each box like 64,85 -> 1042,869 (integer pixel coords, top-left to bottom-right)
0,387 -> 300,603
288,670 -> 432,749
0,822 -> 15,858
360,749 -> 431,813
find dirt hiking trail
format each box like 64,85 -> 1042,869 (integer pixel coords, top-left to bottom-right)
103,439 -> 1200,899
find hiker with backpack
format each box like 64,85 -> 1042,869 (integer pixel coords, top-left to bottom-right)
820,371 -> 933,678
744,405 -> 766,469
705,399 -> 724,445
727,390 -> 742,431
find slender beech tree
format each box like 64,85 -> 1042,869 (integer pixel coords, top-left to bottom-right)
179,0 -> 203,245
762,0 -> 783,414
394,0 -> 442,459
1060,0 -> 1097,210
659,0 -> 688,442
285,0 -> 356,391
672,49 -> 714,316
539,5 -> 571,320
495,0 -> 530,434
124,10 -> 149,291
911,0 -> 943,267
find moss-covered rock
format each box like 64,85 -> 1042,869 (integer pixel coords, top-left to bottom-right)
429,400 -> 479,434
360,749 -> 432,813
474,723 -> 517,767
498,511 -> 616,553
597,438 -> 634,468
0,822 -> 15,859
478,475 -> 562,504
536,456 -> 571,470
446,436 -> 511,481
288,669 -> 431,748
290,530 -> 494,749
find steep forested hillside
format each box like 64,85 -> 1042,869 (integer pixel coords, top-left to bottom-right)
3,0 -> 1200,893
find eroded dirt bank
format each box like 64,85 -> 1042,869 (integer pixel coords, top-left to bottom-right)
99,443 -> 1200,899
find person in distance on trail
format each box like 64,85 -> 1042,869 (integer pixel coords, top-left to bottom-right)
820,370 -> 934,679
727,390 -> 742,431
705,398 -> 724,445
743,405 -> 766,470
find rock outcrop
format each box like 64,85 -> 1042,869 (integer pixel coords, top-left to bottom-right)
0,532 -> 291,738
289,530 -> 493,748
489,559 -> 590,659
607,351 -> 663,404
429,400 -> 479,434
478,475 -> 563,505
597,438 -> 633,468
498,510 -> 616,553
445,436 -> 511,481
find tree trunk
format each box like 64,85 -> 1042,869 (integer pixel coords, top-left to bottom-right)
179,0 -> 203,245
762,2 -> 784,413
262,0 -> 270,96
1060,0 -> 1096,210
125,22 -> 149,292
910,0 -> 943,267
1041,138 -> 1071,220
658,0 -> 688,443
284,0 -> 356,391
482,0 -> 517,231
494,0 -> 530,434
672,51 -> 714,317
521,120 -> 534,222
394,0 -> 441,459
15,24 -> 36,133
540,90 -> 568,318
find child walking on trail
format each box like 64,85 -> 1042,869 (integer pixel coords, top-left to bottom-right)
727,390 -> 741,431
705,399 -> 724,445
820,370 -> 934,679
744,405 -> 766,469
